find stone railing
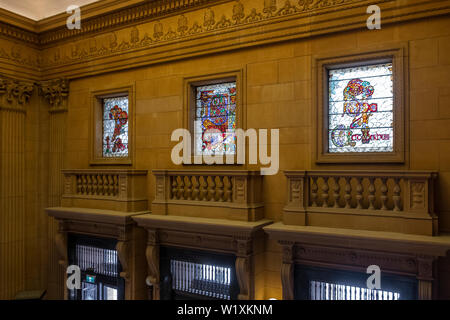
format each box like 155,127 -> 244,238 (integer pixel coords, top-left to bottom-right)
61,169 -> 148,212
152,170 -> 264,221
284,170 -> 438,236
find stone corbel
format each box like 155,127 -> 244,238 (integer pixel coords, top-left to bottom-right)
145,230 -> 160,300
234,237 -> 253,300
39,78 -> 69,113
116,241 -> 130,280
280,240 -> 295,300
55,221 -> 68,267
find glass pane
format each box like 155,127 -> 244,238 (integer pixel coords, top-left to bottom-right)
81,282 -> 97,300
309,280 -> 400,301
194,82 -> 236,156
328,63 -> 394,153
103,285 -> 118,300
102,96 -> 129,158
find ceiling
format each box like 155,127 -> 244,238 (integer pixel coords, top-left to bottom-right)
0,0 -> 99,21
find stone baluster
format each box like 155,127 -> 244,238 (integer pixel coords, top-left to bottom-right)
200,176 -> 208,200
76,175 -> 82,194
344,177 -> 352,209
311,176 -> 318,207
107,175 -> 114,196
87,174 -> 92,195
186,175 -> 192,200
113,175 -> 119,196
225,176 -> 232,202
355,177 -> 363,209
82,174 -> 87,195
98,174 -> 104,195
178,175 -> 185,200
322,177 -> 329,208
171,176 -> 178,199
217,176 -> 225,202
92,174 -> 98,195
332,177 -> 340,208
209,176 -> 216,201
380,178 -> 388,210
393,178 -> 401,211
368,177 -> 376,210
192,176 -> 199,200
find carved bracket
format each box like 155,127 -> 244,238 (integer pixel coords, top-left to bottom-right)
116,240 -> 130,280
145,230 -> 160,300
235,256 -> 250,300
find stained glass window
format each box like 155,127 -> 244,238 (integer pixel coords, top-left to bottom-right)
194,82 -> 236,156
102,96 -> 129,158
328,63 -> 393,153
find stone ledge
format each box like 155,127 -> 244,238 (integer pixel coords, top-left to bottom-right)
46,206 -> 149,225
264,222 -> 450,257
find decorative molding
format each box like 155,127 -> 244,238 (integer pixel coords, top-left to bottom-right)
1,0 -> 449,79
0,21 -> 39,45
39,78 -> 69,112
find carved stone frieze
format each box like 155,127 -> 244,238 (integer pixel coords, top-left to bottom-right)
38,0 -> 371,70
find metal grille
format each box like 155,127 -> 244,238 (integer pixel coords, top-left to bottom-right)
310,280 -> 400,300
170,259 -> 232,300
68,234 -> 124,300
75,244 -> 118,277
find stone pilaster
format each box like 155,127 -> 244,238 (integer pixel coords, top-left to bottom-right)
39,78 -> 69,299
0,75 -> 33,299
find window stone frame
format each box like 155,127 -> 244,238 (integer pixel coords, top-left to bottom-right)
89,85 -> 135,166
313,44 -> 408,164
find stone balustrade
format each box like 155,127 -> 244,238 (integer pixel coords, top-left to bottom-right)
152,170 -> 264,221
284,170 -> 438,236
61,169 -> 148,212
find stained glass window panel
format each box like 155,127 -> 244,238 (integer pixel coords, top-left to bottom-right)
328,63 -> 394,153
102,96 -> 129,158
194,82 -> 236,156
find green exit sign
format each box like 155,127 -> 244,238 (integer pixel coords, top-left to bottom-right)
86,275 -> 96,284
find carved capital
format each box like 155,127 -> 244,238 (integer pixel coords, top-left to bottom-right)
0,75 -> 34,111
416,255 -> 435,280
279,241 -> 295,264
234,237 -> 252,257
39,78 -> 69,113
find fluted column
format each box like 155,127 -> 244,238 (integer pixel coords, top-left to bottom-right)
40,78 -> 69,299
0,75 -> 33,299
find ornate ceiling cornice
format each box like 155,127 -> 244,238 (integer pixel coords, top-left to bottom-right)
0,0 -> 448,80
0,0 -> 224,46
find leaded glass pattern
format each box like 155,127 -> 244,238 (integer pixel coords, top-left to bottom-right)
194,82 -> 236,156
328,63 -> 393,153
102,96 -> 129,158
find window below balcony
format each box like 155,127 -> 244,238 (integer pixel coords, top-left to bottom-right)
294,265 -> 417,300
68,234 -> 125,301
160,246 -> 239,300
